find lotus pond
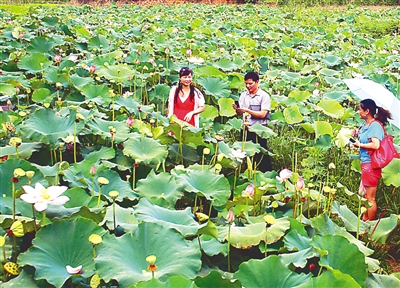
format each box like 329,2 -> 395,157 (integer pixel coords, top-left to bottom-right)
0,3 -> 400,288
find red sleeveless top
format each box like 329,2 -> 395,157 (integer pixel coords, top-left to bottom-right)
174,96 -> 195,126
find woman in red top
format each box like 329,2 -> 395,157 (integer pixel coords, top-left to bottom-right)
167,67 -> 205,128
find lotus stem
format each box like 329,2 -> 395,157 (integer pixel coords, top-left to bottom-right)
201,154 -> 205,170
179,125 -> 183,165
92,246 -> 96,258
193,194 -> 198,214
317,182 -> 322,216
227,224 -> 231,272
112,96 -> 115,122
15,146 -> 20,159
112,199 -> 117,231
307,190 -> 311,219
264,229 -> 268,258
97,187 -> 102,208
208,202 -> 213,218
42,210 -> 46,226
73,122 -> 77,164
12,182 -> 16,222
32,204 -> 37,232
357,197 -> 362,239
132,166 -> 136,190
91,176 -> 95,197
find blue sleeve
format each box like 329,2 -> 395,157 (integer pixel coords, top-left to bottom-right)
367,122 -> 384,141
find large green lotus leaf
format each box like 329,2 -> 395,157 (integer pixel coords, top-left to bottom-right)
96,64 -> 135,83
314,121 -> 333,138
248,122 -> 277,139
94,169 -> 138,202
43,69 -> 70,88
195,66 -> 226,78
135,198 -> 205,237
195,270 -> 240,288
201,104 -> 219,120
280,247 -> 319,268
324,91 -> 348,101
197,77 -> 231,99
88,35 -> 110,50
234,256 -> 310,288
95,222 -> 202,287
1,265 -> 50,287
220,217 -> 290,248
149,83 -> 170,102
21,108 -> 84,145
123,137 -> 168,167
288,90 -> 311,101
317,99 -> 344,119
18,217 -> 106,287
200,234 -> 228,257
114,97 -> 141,115
283,229 -> 311,251
0,83 -> 15,96
0,142 -> 42,159
218,97 -> 235,117
324,76 -> 343,86
382,158 -> 400,187
92,50 -> 124,67
231,141 -> 263,158
166,123 -> 206,147
283,106 -> 304,124
17,53 -> 52,73
281,71 -> 301,83
27,36 -> 57,54
367,214 -> 398,244
135,276 -> 196,288
174,169 -> 230,207
79,84 -> 112,106
310,213 -> 373,256
301,64 -> 321,75
214,59 -> 238,71
70,74 -> 94,89
322,55 -> 342,66
311,234 -> 368,287
237,37 -> 257,48
366,273 -> 400,288
101,204 -> 138,233
297,269 -> 361,288
32,88 -> 52,103
85,118 -> 131,143
331,202 -> 369,234
135,170 -> 184,208
319,68 -> 340,77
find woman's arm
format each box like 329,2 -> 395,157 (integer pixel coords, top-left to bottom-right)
354,137 -> 380,150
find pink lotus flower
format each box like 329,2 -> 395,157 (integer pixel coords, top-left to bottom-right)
242,183 -> 254,197
276,168 -> 292,183
54,54 -> 61,63
226,209 -> 235,223
186,49 -> 192,57
89,65 -> 96,73
66,265 -> 82,274
126,117 -> 134,127
20,183 -> 69,212
295,177 -> 305,191
90,165 -> 97,176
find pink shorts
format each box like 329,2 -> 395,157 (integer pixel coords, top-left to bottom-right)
361,162 -> 382,187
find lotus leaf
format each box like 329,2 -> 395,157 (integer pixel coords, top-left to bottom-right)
21,108 -> 84,145
134,276 -> 195,288
96,64 -> 136,83
197,77 -> 231,100
195,270 -> 240,288
123,136 -> 168,167
173,169 -> 230,207
366,273 -> 400,288
85,117 -> 131,143
284,106 -> 304,124
0,142 -> 42,159
101,204 -> 138,233
218,98 -> 235,117
18,217 -> 106,287
27,36 -> 57,54
79,84 -> 112,106
288,90 -> 311,102
280,246 -> 320,268
201,104 -> 219,120
248,122 -> 276,139
0,83 -> 15,96
297,269 -> 361,288
311,234 -> 368,287
17,53 -> 52,73
135,198 -> 206,237
367,214 -> 398,244
135,170 -> 184,208
314,121 -> 333,138
31,88 -> 52,103
234,256 -> 311,288
317,99 -> 344,118
95,222 -> 202,287
382,158 -> 400,187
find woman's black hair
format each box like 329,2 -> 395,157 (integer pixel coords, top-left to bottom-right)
360,98 -> 392,126
174,67 -> 196,103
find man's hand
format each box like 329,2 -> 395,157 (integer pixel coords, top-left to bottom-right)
232,103 -> 245,115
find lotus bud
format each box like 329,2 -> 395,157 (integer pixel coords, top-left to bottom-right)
328,163 -> 336,170
295,177 -> 305,191
126,117 -> 134,127
226,209 -> 235,223
90,165 -> 97,176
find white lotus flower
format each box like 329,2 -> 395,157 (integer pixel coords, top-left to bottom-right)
66,265 -> 82,274
230,149 -> 246,163
187,56 -> 205,65
20,183 -> 69,212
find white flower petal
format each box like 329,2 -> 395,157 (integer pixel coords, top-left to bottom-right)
66,265 -> 82,274
34,202 -> 47,212
22,185 -> 38,195
49,196 -> 70,206
47,186 -> 68,198
20,194 -> 37,204
34,182 -> 46,191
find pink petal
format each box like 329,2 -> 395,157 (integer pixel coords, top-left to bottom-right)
34,202 -> 47,212
66,265 -> 82,274
49,196 -> 69,206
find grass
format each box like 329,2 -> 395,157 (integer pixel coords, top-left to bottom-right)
0,4 -> 61,14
